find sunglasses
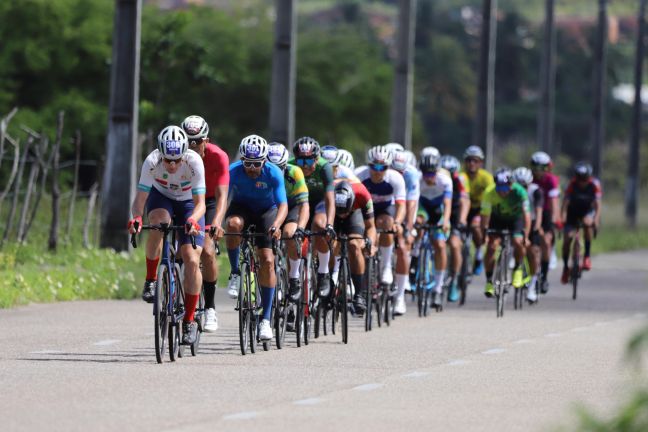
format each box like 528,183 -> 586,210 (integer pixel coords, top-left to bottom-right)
243,160 -> 264,168
495,184 -> 511,192
465,158 -> 481,164
296,158 -> 317,167
189,138 -> 204,147
163,157 -> 181,164
369,163 -> 388,172
422,170 -> 437,177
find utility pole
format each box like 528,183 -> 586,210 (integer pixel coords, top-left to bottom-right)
269,0 -> 297,146
101,0 -> 142,251
389,0 -> 417,150
537,0 -> 556,155
625,0 -> 647,228
591,0 -> 608,178
475,0 -> 498,171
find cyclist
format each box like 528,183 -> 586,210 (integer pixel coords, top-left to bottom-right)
356,146 -> 406,287
530,151 -> 561,294
560,161 -> 602,283
289,137 -> 336,298
335,148 -> 356,171
481,168 -> 531,298
224,135 -> 288,341
461,145 -> 494,276
128,125 -> 206,345
513,166 -> 543,303
332,181 -> 377,313
415,149 -> 453,307
439,155 -> 470,302
180,115 -> 229,333
322,145 -> 360,182
390,148 -> 421,315
404,150 -> 417,169
266,143 -> 309,300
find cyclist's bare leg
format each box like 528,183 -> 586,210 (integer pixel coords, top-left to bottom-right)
449,234 -> 462,275
512,237 -> 525,265
311,213 -> 328,254
181,244 -> 204,295
349,239 -> 365,275
283,222 -> 298,260
376,214 -> 394,247
527,244 -> 540,276
145,208 -> 170,260
484,236 -> 501,276
257,247 -> 276,288
225,216 -> 244,249
201,235 -> 217,283
561,230 -> 573,268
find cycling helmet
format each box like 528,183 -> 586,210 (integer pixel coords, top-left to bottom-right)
384,142 -> 405,155
404,150 -> 417,168
530,151 -> 552,167
181,115 -> 209,141
421,146 -> 441,159
573,161 -> 593,179
494,167 -> 513,185
267,142 -> 289,169
513,167 -> 533,186
334,181 -> 355,215
367,145 -> 393,165
463,145 -> 485,160
238,134 -> 268,161
321,145 -> 338,164
158,125 -> 188,161
391,149 -> 409,172
334,149 -> 355,170
440,155 -> 460,174
293,136 -> 320,158
420,152 -> 441,173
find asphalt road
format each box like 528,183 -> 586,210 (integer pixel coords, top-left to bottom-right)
1,250 -> 647,432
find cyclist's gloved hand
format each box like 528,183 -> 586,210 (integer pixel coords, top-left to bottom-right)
456,223 -> 467,233
209,224 -> 224,240
185,217 -> 200,235
269,225 -> 281,240
554,219 -> 564,230
294,227 -> 306,239
127,215 -> 142,234
325,224 -> 336,239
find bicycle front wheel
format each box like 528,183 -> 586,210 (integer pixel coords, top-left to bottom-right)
572,239 -> 580,300
154,265 -> 170,364
337,262 -> 349,344
238,262 -> 251,355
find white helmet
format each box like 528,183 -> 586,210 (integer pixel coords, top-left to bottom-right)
391,149 -> 409,172
267,143 -> 289,169
420,146 -> 441,160
404,150 -> 417,168
440,155 -> 460,174
238,134 -> 268,161
158,125 -> 188,161
181,115 -> 209,141
463,145 -> 485,160
384,142 -> 404,155
367,145 -> 393,166
334,149 -> 355,170
513,167 -> 533,186
321,145 -> 338,164
530,151 -> 552,167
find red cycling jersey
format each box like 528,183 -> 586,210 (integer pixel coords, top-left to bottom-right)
203,142 -> 229,199
351,181 -> 374,220
534,172 -> 560,212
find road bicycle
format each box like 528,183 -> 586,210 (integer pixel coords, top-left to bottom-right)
272,235 -> 301,349
568,222 -> 596,301
457,228 -> 473,306
299,230 -> 331,344
414,223 -> 446,316
377,229 -> 399,326
131,222 -> 197,363
487,229 -> 513,318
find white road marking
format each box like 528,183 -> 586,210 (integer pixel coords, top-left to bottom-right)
544,333 -> 562,338
513,339 -> 534,344
403,371 -> 430,377
447,359 -> 470,366
93,339 -> 121,346
353,383 -> 384,392
29,350 -> 63,354
481,348 -> 506,355
223,411 -> 258,420
293,398 -> 323,406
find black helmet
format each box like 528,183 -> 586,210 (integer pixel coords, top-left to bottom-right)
293,136 -> 320,158
494,167 -> 513,185
573,161 -> 593,179
334,181 -> 355,215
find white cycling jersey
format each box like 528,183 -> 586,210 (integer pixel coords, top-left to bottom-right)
335,164 -> 360,182
419,168 -> 453,208
356,167 -> 406,211
137,149 -> 206,201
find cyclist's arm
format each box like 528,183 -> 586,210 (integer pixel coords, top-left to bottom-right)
213,185 -> 228,228
405,200 -> 417,232
459,195 -> 470,226
190,193 -> 206,223
394,200 -> 406,226
560,197 -> 569,226
551,196 -> 561,225
297,202 -> 310,229
592,199 -> 601,228
442,196 -> 452,229
364,216 -> 377,254
534,206 -> 543,232
131,190 -> 149,219
273,203 -> 288,230
322,163 -> 336,225
524,210 -> 531,239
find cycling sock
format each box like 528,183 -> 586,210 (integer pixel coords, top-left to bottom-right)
541,261 -> 549,280
475,247 -> 484,261
433,271 -> 445,294
332,256 -> 341,273
396,274 -> 408,297
486,270 -> 493,282
380,245 -> 394,271
289,258 -> 301,279
585,240 -> 591,257
260,286 -> 275,321
448,272 -> 456,286
563,255 -> 569,268
530,275 -> 538,290
351,273 -> 363,295
411,240 -> 421,257
317,251 -> 330,274
146,257 -> 160,280
184,293 -> 200,322
203,281 -> 216,309
227,247 -> 240,274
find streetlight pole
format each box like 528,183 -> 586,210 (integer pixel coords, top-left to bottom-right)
537,0 -> 556,155
591,0 -> 608,178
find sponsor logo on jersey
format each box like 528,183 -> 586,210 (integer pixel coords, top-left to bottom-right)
169,183 -> 180,191
256,181 -> 268,189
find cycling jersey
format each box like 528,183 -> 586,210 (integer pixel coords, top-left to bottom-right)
202,143 -> 229,199
137,149 -> 206,201
334,180 -> 374,220
281,163 -> 309,209
534,172 -> 560,212
462,168 -> 494,210
450,172 -> 469,211
287,156 -> 334,206
419,168 -> 453,209
228,161 -> 287,212
564,177 -> 602,213
526,183 -> 544,221
396,165 -> 421,202
481,183 -> 530,220
356,167 -> 406,213
334,165 -> 361,184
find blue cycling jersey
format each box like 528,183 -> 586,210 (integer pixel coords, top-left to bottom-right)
229,161 -> 287,212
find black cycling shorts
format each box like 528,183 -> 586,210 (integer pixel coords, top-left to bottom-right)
225,202 -> 277,249
334,209 -> 365,237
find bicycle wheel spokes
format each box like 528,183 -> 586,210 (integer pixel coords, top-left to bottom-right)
173,265 -> 185,359
249,268 -> 259,354
154,266 -> 169,363
238,262 -> 250,355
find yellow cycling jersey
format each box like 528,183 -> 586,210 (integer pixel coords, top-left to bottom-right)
462,168 -> 494,209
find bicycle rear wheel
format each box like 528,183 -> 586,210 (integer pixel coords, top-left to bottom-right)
458,239 -> 471,306
572,238 -> 580,300
170,265 -> 185,360
154,265 -> 170,364
274,267 -> 288,350
364,257 -> 374,331
238,261 -> 251,355
191,289 -> 205,356
336,262 -> 349,344
249,267 -> 259,354
494,252 -> 507,318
